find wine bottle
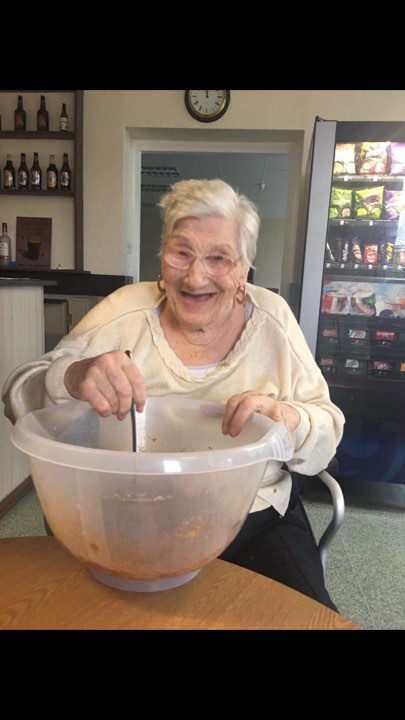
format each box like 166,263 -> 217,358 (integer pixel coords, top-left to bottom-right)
14,95 -> 26,131
60,103 -> 68,131
60,152 -> 72,191
0,222 -> 12,267
47,154 -> 58,191
18,152 -> 29,190
30,152 -> 42,190
37,95 -> 49,131
3,154 -> 16,190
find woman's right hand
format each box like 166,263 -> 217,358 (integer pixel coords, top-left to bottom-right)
63,350 -> 146,420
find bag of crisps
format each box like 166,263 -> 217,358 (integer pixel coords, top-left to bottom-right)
384,189 -> 405,219
333,144 -> 356,174
329,186 -> 353,219
354,186 -> 384,218
355,142 -> 389,175
389,142 -> 405,175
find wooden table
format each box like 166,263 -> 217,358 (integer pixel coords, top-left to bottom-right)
0,537 -> 360,630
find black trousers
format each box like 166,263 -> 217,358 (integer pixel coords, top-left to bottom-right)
219,479 -> 338,612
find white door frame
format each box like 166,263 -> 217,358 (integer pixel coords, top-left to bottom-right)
126,135 -> 302,302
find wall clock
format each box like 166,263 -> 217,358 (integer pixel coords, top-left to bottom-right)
184,90 -> 231,123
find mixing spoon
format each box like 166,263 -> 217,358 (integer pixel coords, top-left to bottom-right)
125,350 -> 137,452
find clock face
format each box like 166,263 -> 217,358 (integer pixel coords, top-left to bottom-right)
185,90 -> 230,123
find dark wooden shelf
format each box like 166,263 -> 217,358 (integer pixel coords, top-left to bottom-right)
0,268 -> 90,275
0,268 -> 133,297
0,131 -> 75,140
0,189 -> 74,197
1,90 -> 83,270
3,89 -> 76,94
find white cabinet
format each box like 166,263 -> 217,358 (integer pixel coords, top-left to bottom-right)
43,298 -> 69,351
0,282 -> 45,507
0,285 -> 102,510
67,296 -> 103,329
44,294 -> 103,351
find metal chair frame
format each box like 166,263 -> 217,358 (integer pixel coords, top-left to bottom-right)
296,468 -> 345,574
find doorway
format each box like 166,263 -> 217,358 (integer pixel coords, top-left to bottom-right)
128,131 -> 303,306
140,150 -> 290,294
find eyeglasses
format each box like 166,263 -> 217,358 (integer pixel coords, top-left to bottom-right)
163,247 -> 240,277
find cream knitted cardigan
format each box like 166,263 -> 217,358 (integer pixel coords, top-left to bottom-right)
2,282 -> 344,515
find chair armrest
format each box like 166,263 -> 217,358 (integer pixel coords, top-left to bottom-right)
316,470 -> 345,574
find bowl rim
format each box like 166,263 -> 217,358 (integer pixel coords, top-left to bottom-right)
11,396 -> 294,475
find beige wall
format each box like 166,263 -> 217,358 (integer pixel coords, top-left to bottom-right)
255,219 -> 285,291
83,90 -> 405,276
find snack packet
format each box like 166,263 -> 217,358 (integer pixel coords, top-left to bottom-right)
333,144 -> 356,174
384,189 -> 405,219
329,186 -> 353,219
354,186 -> 384,218
389,142 -> 405,175
356,142 -> 389,175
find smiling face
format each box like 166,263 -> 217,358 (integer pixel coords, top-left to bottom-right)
161,215 -> 249,332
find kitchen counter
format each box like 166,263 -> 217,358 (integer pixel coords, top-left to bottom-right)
0,269 -> 132,295
0,277 -> 56,287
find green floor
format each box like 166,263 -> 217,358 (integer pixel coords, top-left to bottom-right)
304,488 -> 405,630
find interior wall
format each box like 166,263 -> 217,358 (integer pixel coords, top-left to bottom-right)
140,213 -> 161,281
254,219 -> 285,290
83,90 -> 405,276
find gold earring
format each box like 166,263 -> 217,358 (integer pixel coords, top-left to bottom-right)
157,273 -> 166,294
236,284 -> 246,305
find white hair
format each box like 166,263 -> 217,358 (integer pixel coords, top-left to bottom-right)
157,178 -> 261,267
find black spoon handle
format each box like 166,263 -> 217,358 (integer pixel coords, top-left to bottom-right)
125,350 -> 137,452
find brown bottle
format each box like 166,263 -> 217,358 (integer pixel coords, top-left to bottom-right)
14,95 -> 26,131
47,154 -> 58,191
37,95 -> 49,131
60,153 -> 72,190
18,152 -> 29,190
30,152 -> 42,190
59,103 -> 68,131
3,154 -> 16,190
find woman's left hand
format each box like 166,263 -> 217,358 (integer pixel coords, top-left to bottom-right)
222,391 -> 300,438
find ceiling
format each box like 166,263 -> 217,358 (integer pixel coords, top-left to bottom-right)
141,151 -> 290,221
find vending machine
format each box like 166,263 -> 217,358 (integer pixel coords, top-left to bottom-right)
300,118 -> 405,484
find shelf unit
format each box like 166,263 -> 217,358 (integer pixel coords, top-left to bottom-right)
0,91 -> 83,270
0,190 -> 74,197
0,131 -> 76,140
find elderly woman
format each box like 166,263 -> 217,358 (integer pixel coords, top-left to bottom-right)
2,179 -> 344,610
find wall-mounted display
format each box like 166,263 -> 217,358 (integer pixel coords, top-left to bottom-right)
16,216 -> 52,269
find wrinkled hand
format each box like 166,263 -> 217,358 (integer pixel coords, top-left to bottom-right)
64,350 -> 146,420
222,391 -> 300,438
